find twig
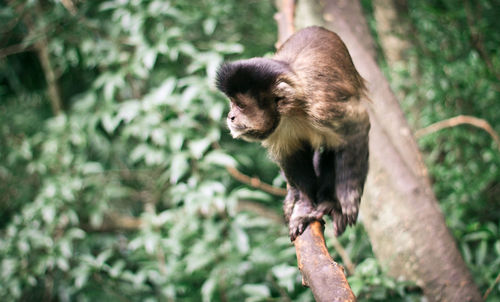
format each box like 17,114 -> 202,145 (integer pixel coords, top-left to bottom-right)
237,200 -> 283,223
0,42 -> 35,59
36,38 -> 63,115
225,166 -> 287,196
61,0 -> 77,15
415,115 -> 500,152
210,142 -> 287,196
484,271 -> 500,300
10,0 -> 63,115
81,213 -> 142,232
330,235 -> 355,275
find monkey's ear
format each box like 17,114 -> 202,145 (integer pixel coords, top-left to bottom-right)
274,74 -> 303,100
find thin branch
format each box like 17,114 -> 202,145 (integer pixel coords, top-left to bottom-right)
330,235 -> 355,275
294,221 -> 357,301
36,38 -> 63,115
415,115 -> 500,152
237,200 -> 283,223
9,0 -> 63,115
61,0 -> 77,15
211,142 -> 287,196
483,271 -> 500,300
0,42 -> 35,59
225,166 -> 287,196
82,213 -> 143,232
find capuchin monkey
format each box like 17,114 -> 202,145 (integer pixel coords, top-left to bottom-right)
215,26 -> 370,241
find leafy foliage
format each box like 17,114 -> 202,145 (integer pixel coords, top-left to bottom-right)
0,0 -> 306,301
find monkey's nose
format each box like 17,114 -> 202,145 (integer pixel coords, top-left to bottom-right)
229,115 -> 236,122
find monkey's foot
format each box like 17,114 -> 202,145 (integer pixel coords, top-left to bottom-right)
288,199 -> 323,241
330,211 -> 347,236
330,207 -> 358,236
310,199 -> 358,237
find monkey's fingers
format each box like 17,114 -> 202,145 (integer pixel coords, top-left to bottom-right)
345,205 -> 358,226
330,211 -> 348,236
289,218 -> 308,241
288,199 -> 323,241
289,216 -> 325,241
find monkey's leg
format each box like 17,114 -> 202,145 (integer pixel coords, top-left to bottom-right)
313,149 -> 350,235
334,136 -> 369,235
314,149 -> 341,211
282,185 -> 298,223
280,144 -> 319,241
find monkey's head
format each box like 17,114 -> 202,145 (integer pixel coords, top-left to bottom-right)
215,58 -> 300,141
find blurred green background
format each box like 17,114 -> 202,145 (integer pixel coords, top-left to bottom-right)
0,0 -> 499,301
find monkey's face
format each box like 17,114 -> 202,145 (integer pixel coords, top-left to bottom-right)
227,93 -> 280,141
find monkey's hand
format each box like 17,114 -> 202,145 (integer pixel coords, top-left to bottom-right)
308,199 -> 351,237
288,197 -> 324,241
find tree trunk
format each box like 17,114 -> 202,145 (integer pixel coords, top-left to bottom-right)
373,0 -> 411,67
291,0 -> 482,301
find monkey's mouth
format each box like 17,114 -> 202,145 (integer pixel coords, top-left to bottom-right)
228,123 -> 247,138
228,124 -> 268,142
228,119 -> 280,141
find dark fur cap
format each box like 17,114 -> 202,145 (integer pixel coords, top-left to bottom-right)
215,58 -> 290,97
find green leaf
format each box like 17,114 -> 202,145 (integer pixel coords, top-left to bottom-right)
232,224 -> 249,254
203,19 -> 217,35
347,276 -> 363,296
170,132 -> 184,151
144,233 -> 159,254
214,42 -> 244,54
170,153 -> 189,184
208,102 -> 224,121
461,242 -> 472,263
118,100 -> 141,123
42,205 -> 56,224
476,241 -> 487,266
142,49 -> 157,70
242,284 -> 270,298
109,260 -> 125,278
272,264 -> 297,292
201,277 -> 217,302
204,150 -> 237,167
101,114 -> 120,134
82,162 -> 104,174
189,137 -> 211,159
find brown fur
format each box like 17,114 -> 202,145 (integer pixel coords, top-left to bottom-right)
265,26 -> 368,160
215,26 -> 370,240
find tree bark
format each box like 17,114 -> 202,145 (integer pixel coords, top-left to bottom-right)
294,221 -> 356,302
289,0 -> 482,301
373,0 -> 411,67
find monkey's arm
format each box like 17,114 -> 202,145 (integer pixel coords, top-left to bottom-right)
279,143 -> 320,241
334,133 -> 369,235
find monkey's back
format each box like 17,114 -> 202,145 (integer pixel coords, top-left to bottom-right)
274,26 -> 366,121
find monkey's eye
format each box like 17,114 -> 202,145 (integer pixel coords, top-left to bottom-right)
233,101 -> 246,109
